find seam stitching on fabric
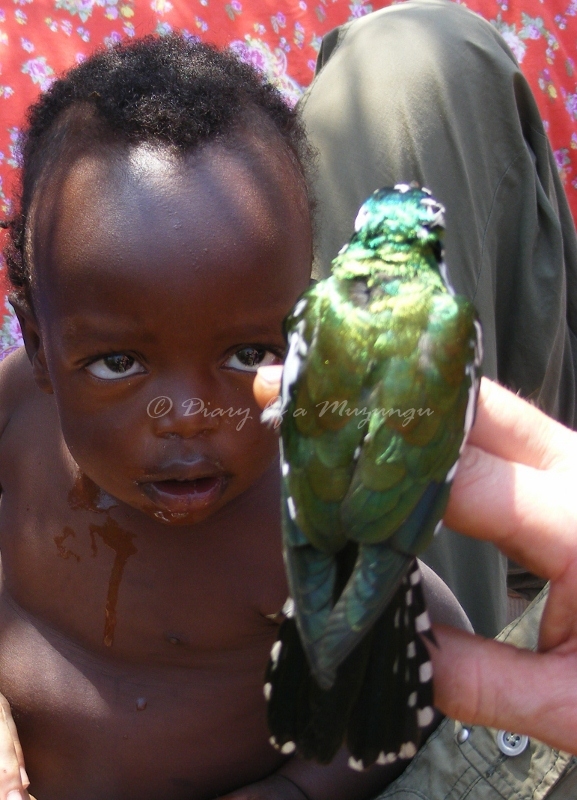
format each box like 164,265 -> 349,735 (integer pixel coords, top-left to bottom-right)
475,149 -> 526,304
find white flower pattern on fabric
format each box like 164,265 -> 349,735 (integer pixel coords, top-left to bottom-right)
0,300 -> 24,362
229,36 -> 303,105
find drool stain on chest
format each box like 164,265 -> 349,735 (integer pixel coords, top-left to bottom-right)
66,474 -> 137,646
90,518 -> 137,647
54,526 -> 81,562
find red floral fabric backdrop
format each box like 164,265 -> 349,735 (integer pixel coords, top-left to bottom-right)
1,0 -> 576,357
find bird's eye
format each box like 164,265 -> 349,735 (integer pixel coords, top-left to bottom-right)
225,347 -> 282,373
86,354 -> 146,380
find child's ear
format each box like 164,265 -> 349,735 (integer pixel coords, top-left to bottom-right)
10,299 -> 54,394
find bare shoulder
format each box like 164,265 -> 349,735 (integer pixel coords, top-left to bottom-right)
0,347 -> 38,439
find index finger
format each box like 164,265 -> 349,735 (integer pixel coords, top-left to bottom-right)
469,379 -> 577,470
445,445 -> 577,581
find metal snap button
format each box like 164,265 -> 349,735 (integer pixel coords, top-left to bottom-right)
496,730 -> 529,756
456,726 -> 470,744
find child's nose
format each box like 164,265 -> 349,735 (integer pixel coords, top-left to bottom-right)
147,388 -> 221,438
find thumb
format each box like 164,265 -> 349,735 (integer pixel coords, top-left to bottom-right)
253,365 -> 282,410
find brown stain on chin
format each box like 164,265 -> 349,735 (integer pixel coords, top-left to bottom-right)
90,519 -> 137,647
68,473 -> 117,513
68,473 -> 101,512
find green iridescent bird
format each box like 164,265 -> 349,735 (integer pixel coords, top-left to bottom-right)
263,185 -> 482,770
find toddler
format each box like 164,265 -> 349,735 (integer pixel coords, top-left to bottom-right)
0,34 -> 464,800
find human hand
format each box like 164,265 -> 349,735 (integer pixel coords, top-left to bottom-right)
431,376 -> 577,753
0,692 -> 33,800
254,367 -> 577,755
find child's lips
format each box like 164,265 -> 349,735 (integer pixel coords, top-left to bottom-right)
139,475 -> 228,515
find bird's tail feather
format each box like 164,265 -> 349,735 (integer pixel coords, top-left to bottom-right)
346,561 -> 435,767
265,560 -> 436,768
266,605 -> 375,763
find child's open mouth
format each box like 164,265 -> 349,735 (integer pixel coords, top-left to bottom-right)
139,475 -> 228,516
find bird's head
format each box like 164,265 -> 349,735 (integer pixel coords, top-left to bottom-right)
354,185 -> 444,246
332,185 -> 446,285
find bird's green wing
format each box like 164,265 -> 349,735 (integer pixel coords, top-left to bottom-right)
342,293 -> 480,545
280,284 -> 480,684
317,292 -> 480,675
277,280 -> 365,681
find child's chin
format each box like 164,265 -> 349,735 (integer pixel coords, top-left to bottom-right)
137,476 -> 230,525
139,505 -> 219,526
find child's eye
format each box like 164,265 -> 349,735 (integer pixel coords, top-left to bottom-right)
86,354 -> 146,380
225,347 -> 281,373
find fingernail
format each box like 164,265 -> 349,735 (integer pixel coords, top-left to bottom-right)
20,766 -> 29,788
8,790 -> 23,800
257,365 -> 282,385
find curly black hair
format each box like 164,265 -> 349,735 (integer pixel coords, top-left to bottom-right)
3,34 -> 311,304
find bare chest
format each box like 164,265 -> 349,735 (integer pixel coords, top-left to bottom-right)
0,593 -> 286,800
0,399 -> 289,798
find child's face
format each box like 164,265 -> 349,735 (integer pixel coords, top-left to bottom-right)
27,137 -> 312,524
